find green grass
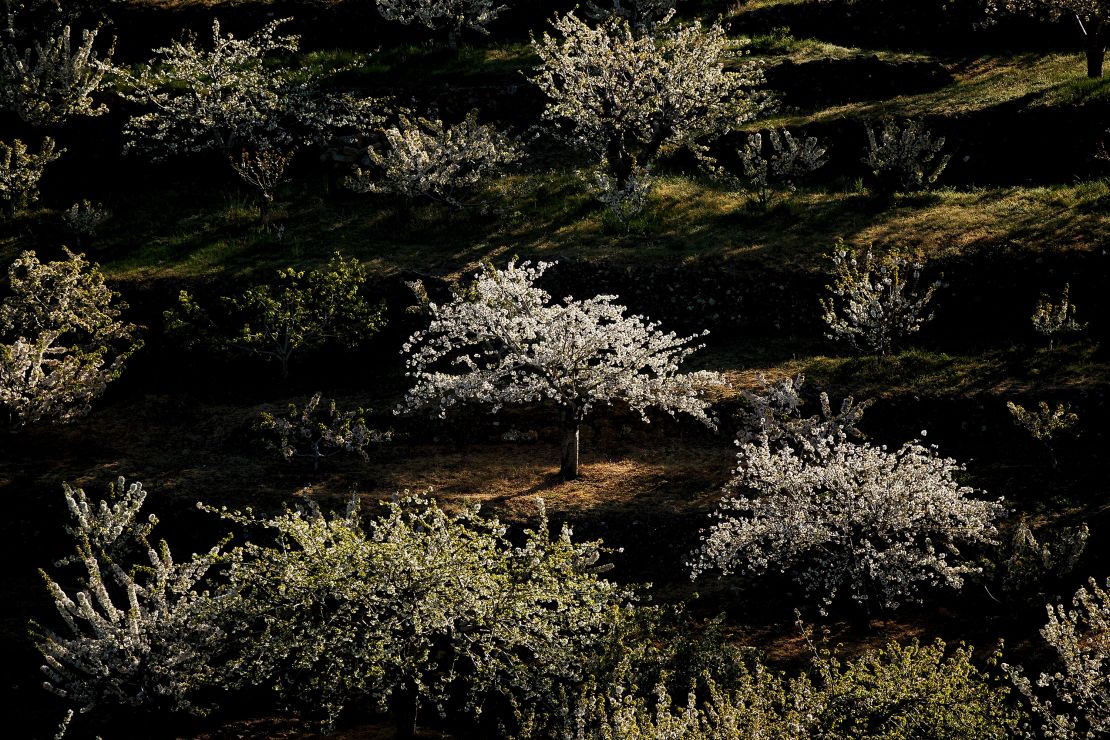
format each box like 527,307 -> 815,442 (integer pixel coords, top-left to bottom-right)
759,52 -> 1110,127
23,169 -> 1106,282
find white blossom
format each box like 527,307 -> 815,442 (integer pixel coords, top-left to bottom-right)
1006,577 -> 1110,738
820,245 -> 941,356
120,18 -> 381,160
590,162 -> 655,227
0,136 -> 62,213
0,23 -> 114,126
0,248 -> 139,427
346,110 -> 520,208
531,12 -> 766,192
35,478 -> 221,714
691,429 -> 1006,614
862,119 -> 950,194
375,0 -> 507,49
398,259 -> 726,479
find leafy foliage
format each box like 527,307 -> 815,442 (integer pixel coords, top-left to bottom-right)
167,253 -> 384,378
0,248 -> 139,428
821,245 -> 941,356
561,638 -> 1023,738
204,494 -> 639,732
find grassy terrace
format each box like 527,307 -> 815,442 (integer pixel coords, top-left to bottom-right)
3,0 -> 1110,736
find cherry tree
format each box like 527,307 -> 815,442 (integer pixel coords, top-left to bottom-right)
398,260 -> 726,480
0,248 -> 139,428
120,18 -> 380,159
1006,577 -> 1110,737
984,1 -> 1108,77
530,12 -> 765,194
375,0 -> 506,50
690,421 -> 1005,614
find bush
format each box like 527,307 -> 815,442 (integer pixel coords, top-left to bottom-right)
0,248 -> 140,428
205,495 -> 641,733
862,119 -> 949,194
166,253 -> 384,378
1032,283 -> 1086,347
691,423 -> 1006,614
34,477 -> 221,714
120,18 -> 380,160
62,199 -> 110,244
0,137 -> 63,213
375,0 -> 506,49
820,244 -> 941,356
1007,577 -> 1110,738
733,128 -> 827,207
257,392 -> 390,470
0,23 -> 115,126
346,111 -> 520,209
561,638 -> 1023,739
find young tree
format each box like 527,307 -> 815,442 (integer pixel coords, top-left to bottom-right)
531,12 -> 765,193
34,477 -> 221,714
346,111 -> 520,209
398,260 -> 726,480
690,429 -> 1006,614
821,245 -> 941,356
0,23 -> 114,126
167,253 -> 385,378
984,1 -> 1109,77
731,128 -> 828,208
861,119 -> 949,194
0,136 -> 62,213
1006,577 -> 1110,737
120,18 -> 380,159
206,494 -> 639,733
0,248 -> 140,428
229,147 -> 293,224
375,0 -> 507,50
1032,283 -> 1086,347
257,392 -> 390,470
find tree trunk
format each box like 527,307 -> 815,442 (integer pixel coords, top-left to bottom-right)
394,683 -> 419,739
1086,41 -> 1105,78
560,418 -> 580,481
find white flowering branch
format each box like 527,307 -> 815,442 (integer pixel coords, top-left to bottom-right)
398,260 -> 726,479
